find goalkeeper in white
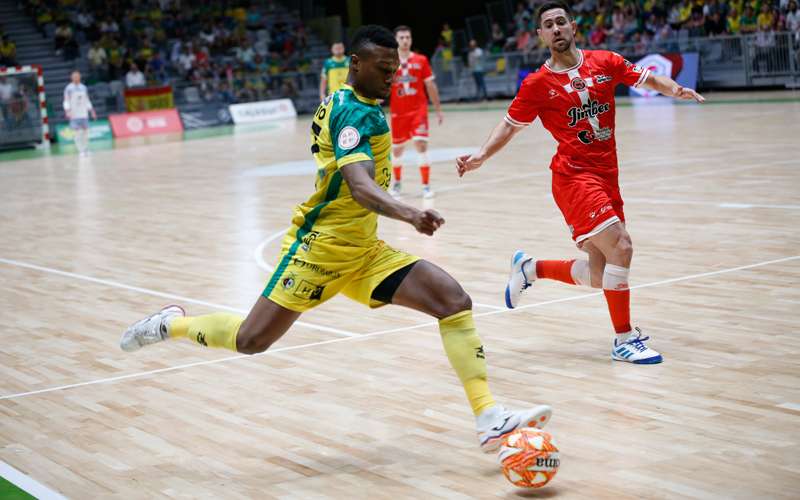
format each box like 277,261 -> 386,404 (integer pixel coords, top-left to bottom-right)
63,70 -> 97,156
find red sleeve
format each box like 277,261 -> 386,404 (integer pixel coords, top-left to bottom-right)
420,56 -> 434,81
609,51 -> 650,88
505,75 -> 539,127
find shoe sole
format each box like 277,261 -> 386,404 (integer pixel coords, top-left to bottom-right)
612,353 -> 664,364
504,250 -> 529,309
480,405 -> 552,453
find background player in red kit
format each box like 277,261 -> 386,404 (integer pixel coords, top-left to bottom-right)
390,25 -> 444,199
457,1 -> 704,364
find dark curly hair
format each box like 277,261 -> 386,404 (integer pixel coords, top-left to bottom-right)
350,24 -> 398,55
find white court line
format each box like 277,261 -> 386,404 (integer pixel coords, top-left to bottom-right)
0,258 -> 360,339
625,197 -> 800,210
252,227 -> 506,311
1,254 -> 797,401
0,460 -> 67,500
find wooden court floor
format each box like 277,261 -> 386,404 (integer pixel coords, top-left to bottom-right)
1,92 -> 799,499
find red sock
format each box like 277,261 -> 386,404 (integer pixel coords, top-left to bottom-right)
419,165 -> 430,185
603,289 -> 632,334
393,166 -> 402,182
535,260 -> 576,285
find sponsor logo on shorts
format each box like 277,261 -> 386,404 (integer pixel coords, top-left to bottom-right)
589,204 -> 613,219
196,331 -> 207,346
567,99 -> 610,127
282,274 -> 296,289
293,280 -> 325,300
568,224 -> 575,235
291,257 -> 342,279
475,346 -> 485,359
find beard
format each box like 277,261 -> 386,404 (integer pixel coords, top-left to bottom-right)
552,36 -> 573,53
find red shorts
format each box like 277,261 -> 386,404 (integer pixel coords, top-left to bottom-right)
551,170 -> 625,244
390,107 -> 429,144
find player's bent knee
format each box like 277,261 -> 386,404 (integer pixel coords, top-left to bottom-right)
440,290 -> 472,319
236,328 -> 276,354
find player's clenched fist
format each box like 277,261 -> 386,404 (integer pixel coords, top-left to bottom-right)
456,154 -> 485,177
412,209 -> 445,235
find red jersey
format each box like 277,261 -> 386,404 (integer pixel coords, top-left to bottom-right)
390,52 -> 434,116
505,49 -> 650,176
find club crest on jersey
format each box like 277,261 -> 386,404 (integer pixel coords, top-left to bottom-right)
570,77 -> 587,92
567,99 -> 610,127
337,126 -> 360,150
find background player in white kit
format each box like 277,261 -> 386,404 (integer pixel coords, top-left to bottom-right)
63,70 -> 96,157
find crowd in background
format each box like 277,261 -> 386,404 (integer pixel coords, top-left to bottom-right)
0,25 -> 19,66
434,0 -> 800,61
19,0 -> 312,103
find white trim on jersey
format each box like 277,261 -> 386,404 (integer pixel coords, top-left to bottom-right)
544,50 -> 584,74
632,68 -> 651,88
424,75 -> 436,82
504,114 -> 530,127
568,68 -> 604,138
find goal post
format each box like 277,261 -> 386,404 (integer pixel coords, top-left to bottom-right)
0,64 -> 50,149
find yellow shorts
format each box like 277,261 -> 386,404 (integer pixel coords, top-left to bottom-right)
261,226 -> 419,312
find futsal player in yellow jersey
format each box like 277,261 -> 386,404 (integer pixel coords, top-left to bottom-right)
319,42 -> 350,101
121,25 -> 552,452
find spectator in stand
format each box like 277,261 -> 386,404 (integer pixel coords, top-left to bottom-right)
441,22 -> 453,48
589,21 -> 607,47
87,41 -> 107,81
757,3 -> 775,30
727,6 -> 742,34
236,39 -> 256,71
125,63 -> 146,88
100,16 -> 120,35
514,2 -> 532,32
705,11 -> 727,35
467,39 -> 488,101
686,6 -> 707,37
740,5 -> 759,33
787,1 -> 800,44
177,45 -> 196,78
754,22 -> 777,72
148,51 -> 168,84
490,23 -> 506,53
0,35 -> 17,66
246,5 -> 265,31
54,22 -> 73,55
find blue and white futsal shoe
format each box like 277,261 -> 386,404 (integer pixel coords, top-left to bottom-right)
612,328 -> 663,364
477,404 -> 552,452
504,250 -> 535,309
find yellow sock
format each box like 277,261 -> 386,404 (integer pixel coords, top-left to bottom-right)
168,313 -> 244,352
439,310 -> 496,415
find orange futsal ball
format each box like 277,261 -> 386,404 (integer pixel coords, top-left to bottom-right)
498,428 -> 560,488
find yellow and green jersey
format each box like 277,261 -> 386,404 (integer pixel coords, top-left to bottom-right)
321,56 -> 350,95
290,84 -> 392,246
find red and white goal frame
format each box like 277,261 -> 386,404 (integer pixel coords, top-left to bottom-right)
0,64 -> 50,146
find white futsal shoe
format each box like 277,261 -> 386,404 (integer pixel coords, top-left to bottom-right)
477,404 -> 552,452
389,182 -> 402,198
120,305 -> 185,352
422,185 -> 435,199
504,250 -> 535,309
612,328 -> 663,364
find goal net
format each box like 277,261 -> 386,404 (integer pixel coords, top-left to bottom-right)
0,65 -> 49,149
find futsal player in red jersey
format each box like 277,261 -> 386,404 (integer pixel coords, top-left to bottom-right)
457,1 -> 704,364
389,25 -> 443,199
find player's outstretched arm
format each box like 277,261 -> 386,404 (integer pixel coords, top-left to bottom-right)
341,160 -> 444,236
456,119 -> 521,177
642,73 -> 705,103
